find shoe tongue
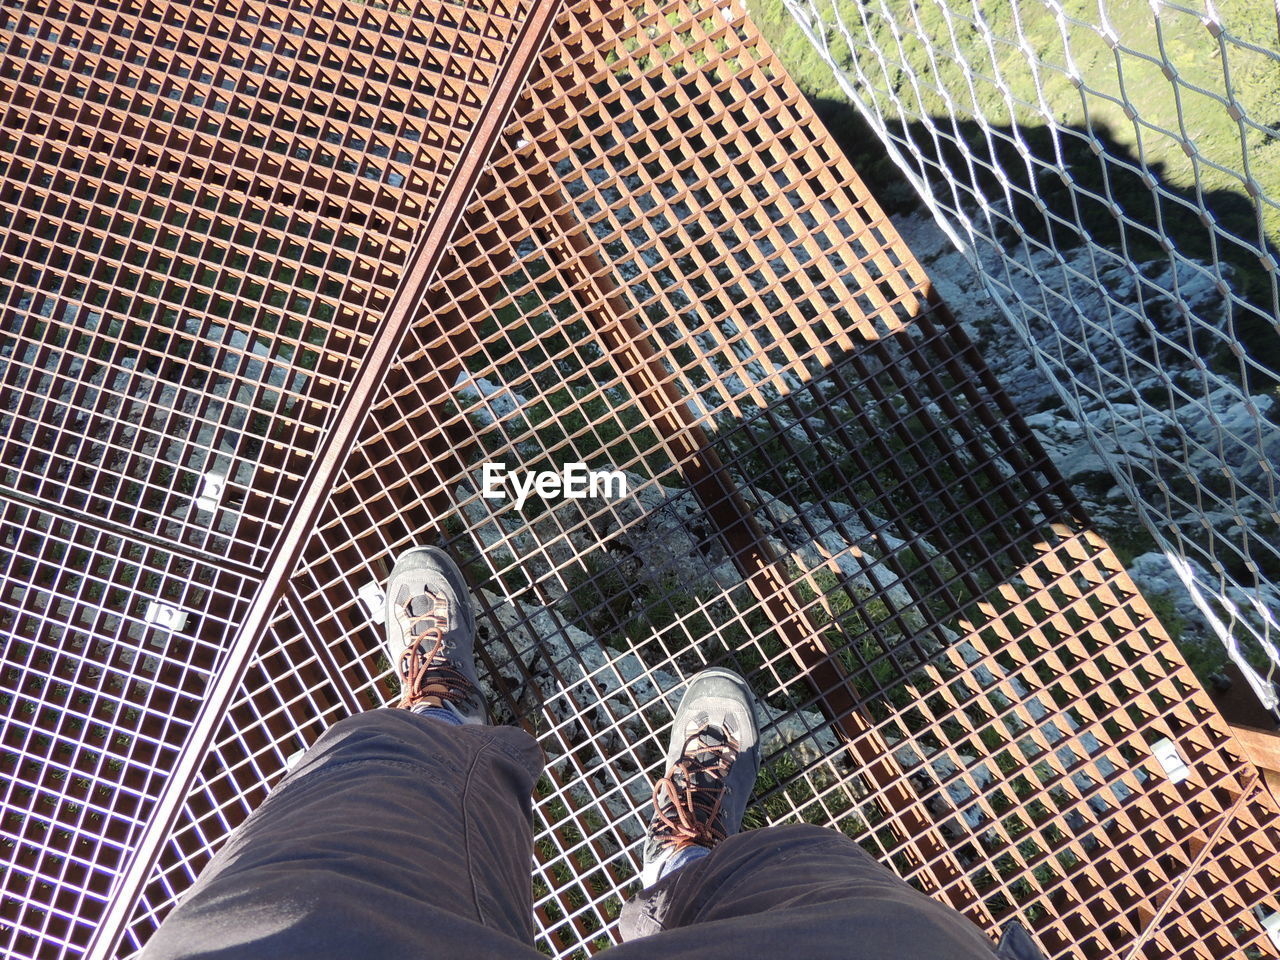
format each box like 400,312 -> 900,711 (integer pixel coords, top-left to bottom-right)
686,712 -> 736,747
658,723 -> 735,824
676,723 -> 736,784
403,589 -> 442,622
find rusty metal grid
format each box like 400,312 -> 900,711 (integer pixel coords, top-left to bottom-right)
0,0 -> 547,957
99,2 -> 1280,959
0,0 -> 528,570
4,1 -> 1280,960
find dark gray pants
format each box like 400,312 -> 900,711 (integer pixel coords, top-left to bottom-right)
140,710 -> 1010,959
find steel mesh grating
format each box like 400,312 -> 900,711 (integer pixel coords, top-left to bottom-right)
0,0 -> 532,570
3,2 -> 1280,960
118,599 -> 351,954
0,500 -> 252,956
119,1 -> 1280,957
0,0 -> 546,956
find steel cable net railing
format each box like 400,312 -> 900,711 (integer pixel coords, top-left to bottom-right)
782,0 -> 1280,708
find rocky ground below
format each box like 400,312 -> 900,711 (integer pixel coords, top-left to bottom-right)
441,203 -> 1279,830
893,209 -> 1280,682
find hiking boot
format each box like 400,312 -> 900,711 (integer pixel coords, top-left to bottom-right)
384,546 -> 487,724
641,667 -> 760,886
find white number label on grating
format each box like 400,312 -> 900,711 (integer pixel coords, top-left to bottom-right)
1150,737 -> 1190,783
143,600 -> 188,632
194,471 -> 226,514
358,582 -> 387,624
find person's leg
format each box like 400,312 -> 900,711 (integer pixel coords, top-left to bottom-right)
141,547 -> 546,960
616,823 -> 1002,958
614,667 -> 1003,960
141,710 -> 544,959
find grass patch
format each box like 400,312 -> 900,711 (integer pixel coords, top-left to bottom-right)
748,0 -> 1280,386
557,552 -> 771,663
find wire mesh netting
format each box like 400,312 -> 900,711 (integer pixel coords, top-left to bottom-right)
5,2 -> 1280,960
780,0 -> 1280,708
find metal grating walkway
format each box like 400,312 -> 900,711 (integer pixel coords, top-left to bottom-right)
3,1 -> 1280,959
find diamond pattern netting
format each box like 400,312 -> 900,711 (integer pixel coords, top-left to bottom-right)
784,0 -> 1280,709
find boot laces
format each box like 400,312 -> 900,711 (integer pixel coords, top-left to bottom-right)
650,726 -> 738,854
396,593 -> 475,710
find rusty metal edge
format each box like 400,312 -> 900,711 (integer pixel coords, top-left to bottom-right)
83,5 -> 567,956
